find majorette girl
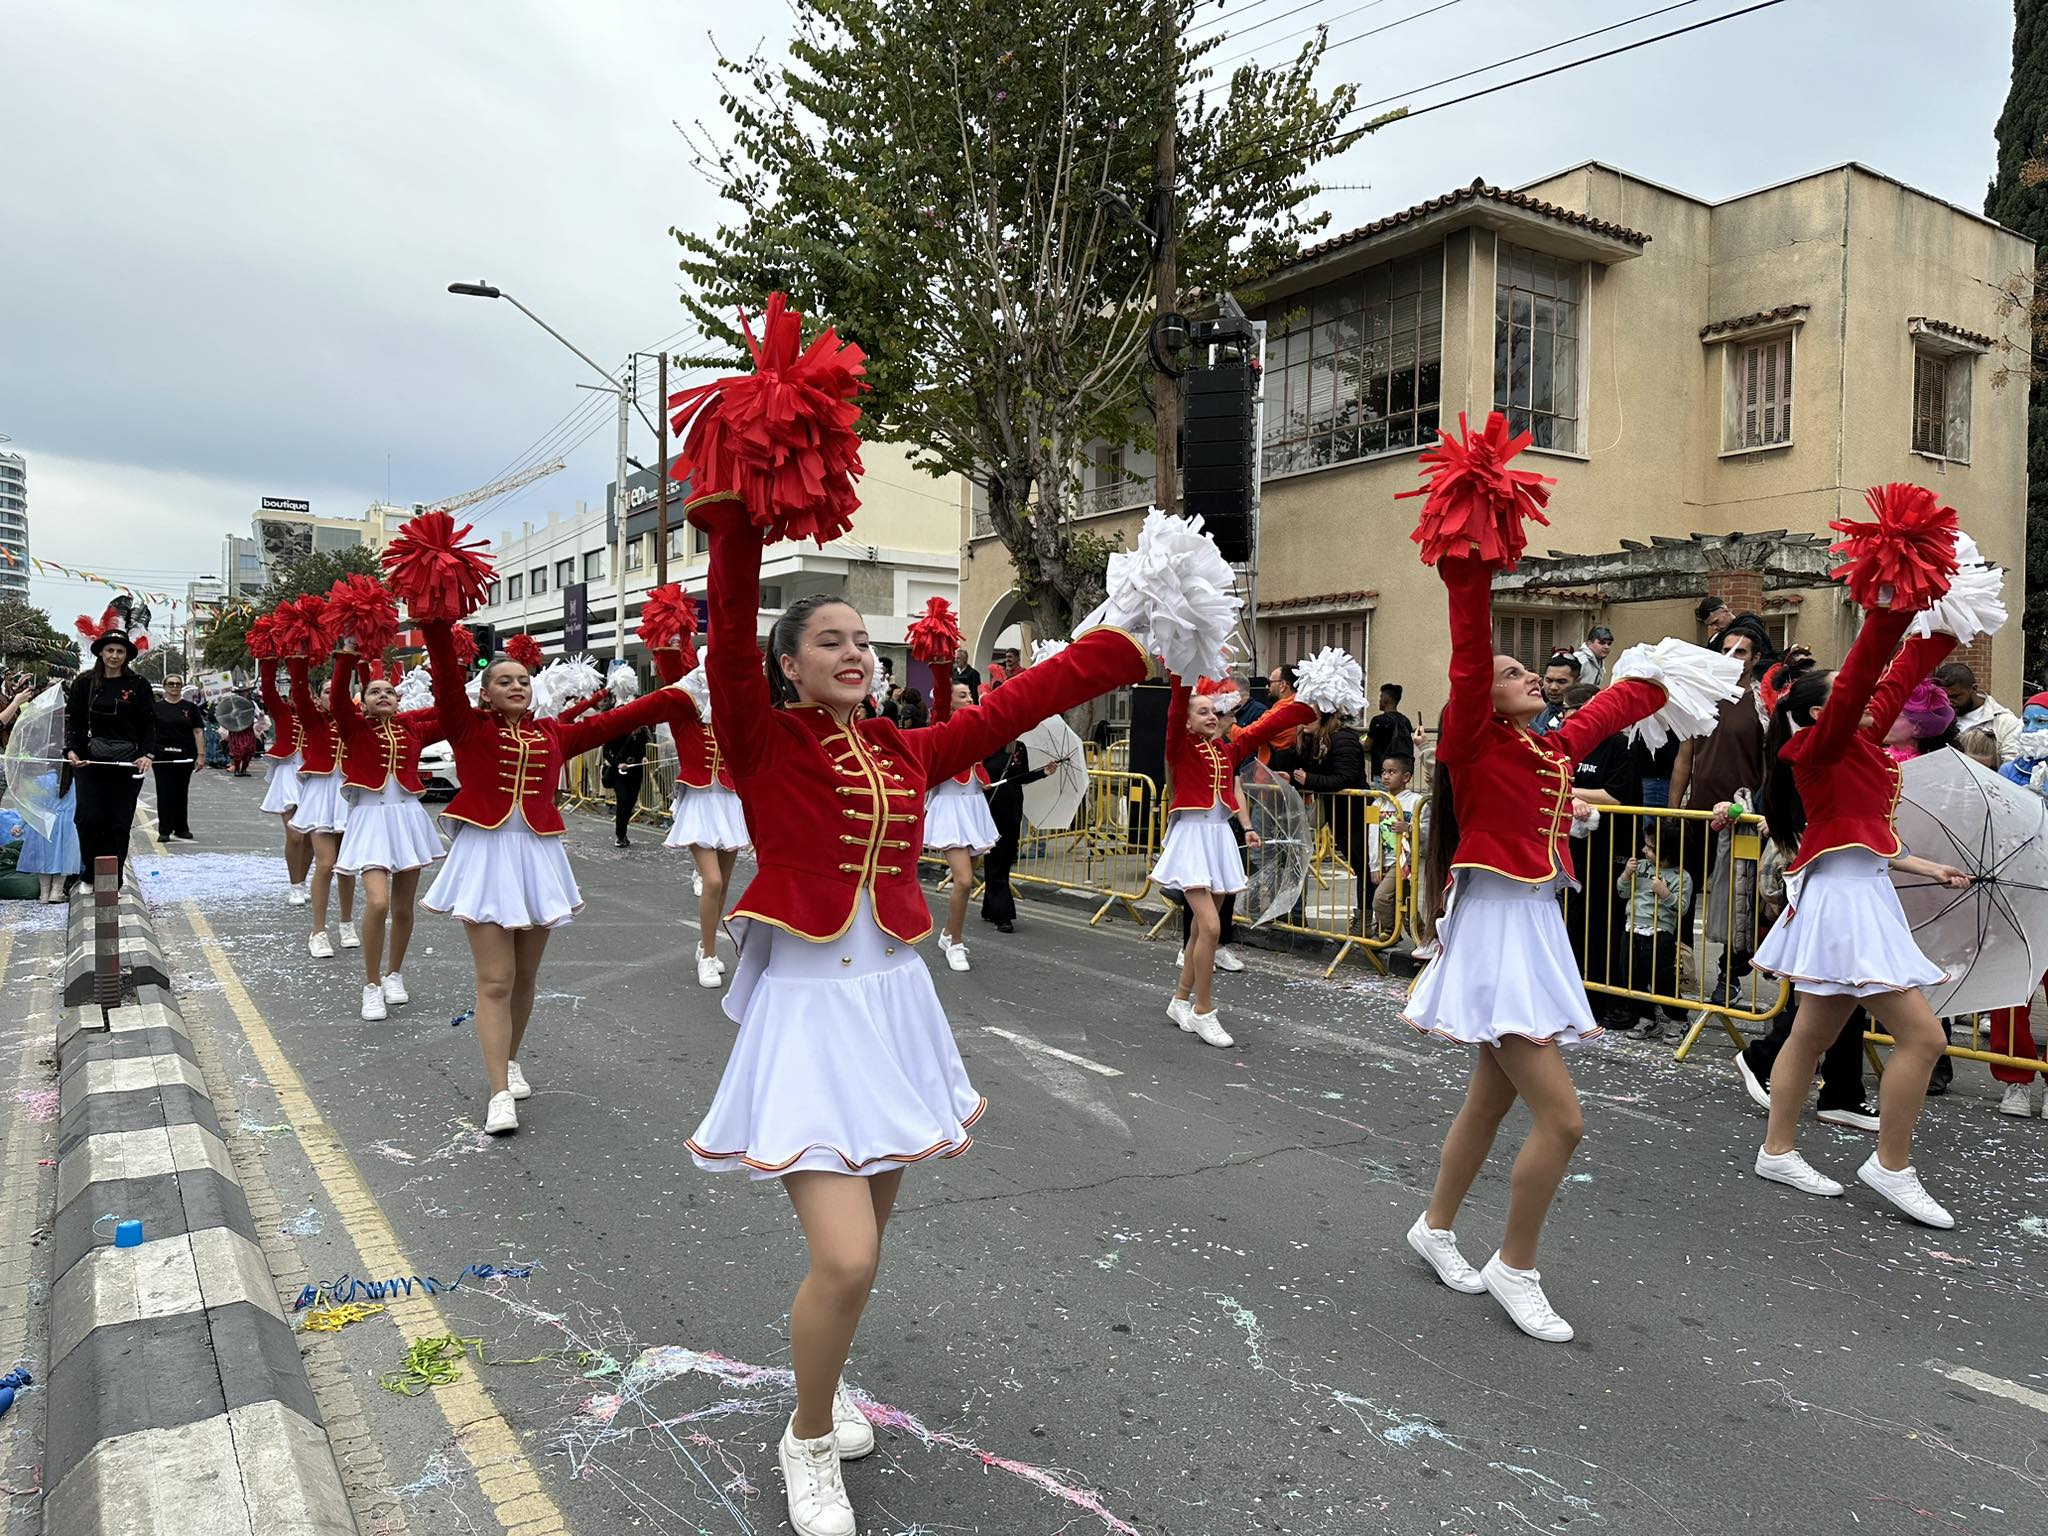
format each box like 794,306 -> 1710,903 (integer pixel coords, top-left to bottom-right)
910,599 -> 995,974
1398,414 -> 1736,1343
328,647 -> 446,1021
644,587 -> 752,990
664,295 -> 1233,1536
1151,673 -> 1315,1047
382,511 -> 698,1136
1750,490 -> 1991,1228
251,619 -> 314,908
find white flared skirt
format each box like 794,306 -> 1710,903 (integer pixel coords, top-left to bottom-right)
664,783 -> 751,851
336,780 -> 445,874
422,810 -> 583,929
1150,804 -> 1246,895
259,752 -> 303,815
687,897 -> 985,1180
1754,847 -> 1948,998
922,778 -> 997,854
287,769 -> 349,834
1404,870 -> 1603,1047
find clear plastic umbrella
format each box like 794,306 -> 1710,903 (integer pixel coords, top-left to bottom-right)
214,693 -> 257,732
1,684 -> 69,839
1239,761 -> 1313,928
1893,748 -> 2048,1016
1018,715 -> 1088,831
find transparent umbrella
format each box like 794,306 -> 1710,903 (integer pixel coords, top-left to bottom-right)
1893,748 -> 2048,1017
1018,715 -> 1088,832
214,693 -> 256,733
1,684 -> 69,840
1239,762 -> 1313,928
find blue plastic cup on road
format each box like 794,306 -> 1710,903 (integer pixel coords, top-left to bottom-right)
114,1219 -> 143,1248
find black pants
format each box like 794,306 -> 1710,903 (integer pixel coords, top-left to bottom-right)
612,766 -> 643,841
982,786 -> 1023,925
153,757 -> 195,838
1624,931 -> 1681,1019
1180,818 -> 1246,949
1743,1005 -> 1869,1110
74,763 -> 144,882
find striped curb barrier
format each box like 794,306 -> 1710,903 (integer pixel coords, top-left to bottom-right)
43,873 -> 356,1536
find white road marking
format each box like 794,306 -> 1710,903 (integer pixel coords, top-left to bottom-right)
1927,1362 -> 2048,1415
982,1025 -> 1123,1077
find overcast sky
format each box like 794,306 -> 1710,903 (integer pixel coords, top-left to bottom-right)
0,0 -> 2019,633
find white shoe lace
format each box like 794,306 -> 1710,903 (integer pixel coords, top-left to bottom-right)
785,1433 -> 849,1521
1502,1269 -> 1564,1330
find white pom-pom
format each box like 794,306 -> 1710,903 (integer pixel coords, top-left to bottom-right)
1030,638 -> 1070,668
1291,647 -> 1367,718
1074,508 -> 1242,682
1610,637 -> 1745,751
870,647 -> 887,705
531,655 -> 603,719
681,655 -> 712,722
395,668 -> 434,714
1910,532 -> 2007,644
606,661 -> 639,703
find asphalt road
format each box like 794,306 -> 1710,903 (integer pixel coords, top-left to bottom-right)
32,767 -> 2048,1536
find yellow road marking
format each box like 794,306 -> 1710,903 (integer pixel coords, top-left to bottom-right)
179,900 -> 569,1536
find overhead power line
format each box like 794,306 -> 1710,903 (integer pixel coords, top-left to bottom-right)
1211,0 -> 1460,73
1204,0 -> 1395,57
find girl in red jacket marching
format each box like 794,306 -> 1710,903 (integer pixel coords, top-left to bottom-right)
1750,488 -> 1985,1227
329,649 -> 445,1021
1152,675 -> 1314,1046
279,603 -> 357,958
924,678 -> 1001,972
1399,415 -> 1734,1343
252,623 -> 314,907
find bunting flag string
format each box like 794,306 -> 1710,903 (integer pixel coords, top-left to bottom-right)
27,557 -> 181,606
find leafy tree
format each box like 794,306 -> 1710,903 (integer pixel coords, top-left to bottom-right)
0,598 -> 75,674
200,601 -> 258,673
1987,0 -> 2048,677
675,0 -> 1378,636
197,546 -> 384,674
132,644 -> 189,682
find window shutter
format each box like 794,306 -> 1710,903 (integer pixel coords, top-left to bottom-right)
1742,344 -> 1762,447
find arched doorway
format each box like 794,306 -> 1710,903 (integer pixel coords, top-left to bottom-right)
972,587 -> 1033,673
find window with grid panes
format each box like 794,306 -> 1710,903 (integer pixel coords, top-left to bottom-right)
1912,349 -> 1972,461
1493,245 -> 1581,452
1724,335 -> 1793,451
1492,612 -> 1558,671
1261,248 -> 1443,478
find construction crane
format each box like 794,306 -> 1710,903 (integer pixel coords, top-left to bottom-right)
416,459 -> 567,517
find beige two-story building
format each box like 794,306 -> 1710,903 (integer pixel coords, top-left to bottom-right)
956,161 -> 2031,723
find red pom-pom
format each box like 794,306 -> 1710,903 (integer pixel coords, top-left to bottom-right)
1828,483 -> 1959,610
667,293 -> 867,546
324,574 -> 399,657
269,595 -> 332,658
448,623 -> 480,671
382,511 -> 495,622
504,633 -> 545,673
246,614 -> 279,660
636,583 -> 698,650
906,596 -> 963,665
1398,411 -> 1555,571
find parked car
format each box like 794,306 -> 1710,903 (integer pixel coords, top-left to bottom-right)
417,739 -> 460,802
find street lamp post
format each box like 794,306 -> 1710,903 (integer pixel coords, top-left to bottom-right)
447,282 -> 635,662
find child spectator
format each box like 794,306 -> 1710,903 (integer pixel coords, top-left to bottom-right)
1369,753 -> 1424,938
1616,831 -> 1693,1040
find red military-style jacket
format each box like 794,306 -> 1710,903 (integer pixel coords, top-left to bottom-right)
1778,606 -> 1954,876
287,657 -> 348,776
1163,680 -> 1314,815
650,646 -> 733,791
327,653 -> 434,794
927,685 -> 991,787
257,658 -> 304,762
691,493 -> 1151,943
422,619 -> 695,835
1436,557 -> 1668,887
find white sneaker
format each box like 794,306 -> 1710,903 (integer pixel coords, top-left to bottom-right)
307,931 -> 334,959
505,1060 -> 532,1101
2000,1082 -> 2034,1118
1214,946 -> 1245,973
381,972 -> 410,1006
1406,1215 -> 1485,1294
484,1091 -> 519,1135
832,1380 -> 875,1460
1167,997 -> 1196,1032
1174,948 -> 1185,967
1814,1101 -> 1881,1133
360,984 -> 388,1021
1481,1253 -> 1574,1342
338,922 -> 360,950
779,1417 -> 856,1536
1857,1155 -> 1954,1228
287,883 -> 309,907
1755,1147 -> 1843,1197
1734,1053 -> 1771,1111
1187,1009 -> 1235,1049
692,871 -> 704,897
697,955 -> 723,989
944,939 -> 971,973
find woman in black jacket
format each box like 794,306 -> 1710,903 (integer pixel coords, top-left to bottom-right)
1290,711 -> 1368,927
64,629 -> 157,883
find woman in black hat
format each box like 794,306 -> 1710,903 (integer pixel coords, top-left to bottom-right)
64,628 -> 157,884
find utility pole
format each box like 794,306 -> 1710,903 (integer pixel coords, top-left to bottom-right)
655,352 -> 670,588
1152,0 -> 1180,512
612,356 -> 634,662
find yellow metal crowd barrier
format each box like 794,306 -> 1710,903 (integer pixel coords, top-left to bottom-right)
1250,787 -> 1430,978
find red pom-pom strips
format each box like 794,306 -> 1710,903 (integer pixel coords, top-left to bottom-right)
324,574 -> 399,657
906,596 -> 963,665
666,293 -> 867,547
504,633 -> 545,673
269,595 -> 332,658
1828,483 -> 1959,611
381,511 -> 496,623
636,583 -> 699,650
1398,411 -> 1555,571
245,614 -> 279,660
447,623 -> 480,672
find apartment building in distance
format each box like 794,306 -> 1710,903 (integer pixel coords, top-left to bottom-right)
955,162 -> 2033,721
250,497 -> 415,584
0,450 -> 28,602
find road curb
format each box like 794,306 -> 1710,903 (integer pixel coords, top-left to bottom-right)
43,885 -> 356,1536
